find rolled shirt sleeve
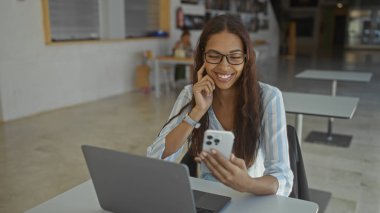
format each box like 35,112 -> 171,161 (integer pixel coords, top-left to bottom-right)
261,86 -> 294,196
147,85 -> 193,161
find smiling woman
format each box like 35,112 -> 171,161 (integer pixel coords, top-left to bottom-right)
41,0 -> 169,44
147,14 -> 294,197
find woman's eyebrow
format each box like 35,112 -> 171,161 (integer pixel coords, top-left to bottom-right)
206,49 -> 244,54
229,49 -> 244,53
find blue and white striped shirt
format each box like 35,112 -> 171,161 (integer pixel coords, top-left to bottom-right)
147,82 -> 293,196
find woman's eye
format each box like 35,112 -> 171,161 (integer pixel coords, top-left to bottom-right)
208,55 -> 221,59
230,54 -> 243,58
229,56 -> 243,60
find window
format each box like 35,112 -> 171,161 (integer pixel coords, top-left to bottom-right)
41,0 -> 169,44
124,0 -> 160,38
48,0 -> 100,41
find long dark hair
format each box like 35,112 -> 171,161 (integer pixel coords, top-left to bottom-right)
165,14 -> 263,167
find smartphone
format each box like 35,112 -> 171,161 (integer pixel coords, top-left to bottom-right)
203,129 -> 234,159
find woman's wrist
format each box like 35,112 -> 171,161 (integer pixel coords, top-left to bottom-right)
189,107 -> 206,122
245,177 -> 257,193
245,176 -> 278,195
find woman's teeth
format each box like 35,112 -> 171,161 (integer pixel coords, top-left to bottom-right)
217,74 -> 232,79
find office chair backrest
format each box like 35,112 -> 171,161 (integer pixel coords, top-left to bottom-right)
180,149 -> 197,177
287,125 -> 310,200
180,125 -> 310,200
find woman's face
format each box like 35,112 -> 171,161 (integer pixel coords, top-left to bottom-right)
182,34 -> 190,44
204,31 -> 245,91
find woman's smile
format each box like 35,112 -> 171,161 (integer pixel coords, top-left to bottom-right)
214,72 -> 235,82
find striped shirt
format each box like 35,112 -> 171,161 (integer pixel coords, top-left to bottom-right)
147,82 -> 293,196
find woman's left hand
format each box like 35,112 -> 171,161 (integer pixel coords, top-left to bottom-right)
195,150 -> 252,192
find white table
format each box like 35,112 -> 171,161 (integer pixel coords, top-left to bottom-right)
25,177 -> 319,213
295,69 -> 371,146
296,70 -> 372,83
282,92 -> 359,145
154,56 -> 193,98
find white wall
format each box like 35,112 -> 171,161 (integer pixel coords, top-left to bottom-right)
0,0 -> 168,121
0,87 -> 3,122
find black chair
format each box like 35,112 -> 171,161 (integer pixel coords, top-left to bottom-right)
180,148 -> 198,178
180,125 -> 310,200
288,126 -> 331,212
287,125 -> 310,200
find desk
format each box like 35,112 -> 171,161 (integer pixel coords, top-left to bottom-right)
282,92 -> 359,145
295,69 -> 371,147
154,56 -> 193,98
25,177 -> 318,213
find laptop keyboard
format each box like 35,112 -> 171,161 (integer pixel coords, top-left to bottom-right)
196,207 -> 214,213
192,190 -> 230,213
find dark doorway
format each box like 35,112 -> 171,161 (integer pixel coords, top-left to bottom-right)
333,15 -> 347,46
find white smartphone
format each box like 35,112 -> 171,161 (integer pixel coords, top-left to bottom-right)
203,129 -> 235,159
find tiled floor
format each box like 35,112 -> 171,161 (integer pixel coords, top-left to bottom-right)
0,50 -> 379,213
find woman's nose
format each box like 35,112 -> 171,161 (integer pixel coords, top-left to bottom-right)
218,56 -> 230,68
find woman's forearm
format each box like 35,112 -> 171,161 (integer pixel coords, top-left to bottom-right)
246,175 -> 279,195
162,122 -> 193,159
162,108 -> 205,159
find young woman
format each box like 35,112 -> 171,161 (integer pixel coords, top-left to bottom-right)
172,29 -> 193,81
147,15 -> 293,196
172,29 -> 193,58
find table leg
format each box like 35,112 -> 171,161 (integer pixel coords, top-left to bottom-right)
305,79 -> 352,147
327,80 -> 337,140
331,80 -> 337,96
295,114 -> 303,145
327,118 -> 333,141
154,59 -> 160,98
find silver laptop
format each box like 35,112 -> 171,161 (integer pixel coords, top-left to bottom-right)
81,145 -> 231,213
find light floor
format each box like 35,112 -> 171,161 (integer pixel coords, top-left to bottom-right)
1,50 -> 379,213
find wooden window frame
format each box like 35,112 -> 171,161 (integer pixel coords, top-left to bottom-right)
41,0 -> 170,45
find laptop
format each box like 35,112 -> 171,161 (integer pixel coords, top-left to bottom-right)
81,145 -> 231,213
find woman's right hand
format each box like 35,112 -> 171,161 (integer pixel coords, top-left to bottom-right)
192,63 -> 215,114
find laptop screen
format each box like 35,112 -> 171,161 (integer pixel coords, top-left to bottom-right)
81,145 -> 230,213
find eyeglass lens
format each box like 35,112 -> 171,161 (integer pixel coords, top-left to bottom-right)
205,51 -> 245,65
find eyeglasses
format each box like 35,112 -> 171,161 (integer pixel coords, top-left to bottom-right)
204,50 -> 246,65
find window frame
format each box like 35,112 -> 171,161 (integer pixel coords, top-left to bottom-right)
41,0 -> 170,45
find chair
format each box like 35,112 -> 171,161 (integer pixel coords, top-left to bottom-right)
180,148 -> 197,178
180,125 -> 310,200
287,125 -> 310,200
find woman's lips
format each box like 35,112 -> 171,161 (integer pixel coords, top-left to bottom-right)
215,73 -> 234,82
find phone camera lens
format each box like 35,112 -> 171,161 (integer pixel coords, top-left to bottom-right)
206,141 -> 212,145
214,139 -> 220,145
207,135 -> 213,140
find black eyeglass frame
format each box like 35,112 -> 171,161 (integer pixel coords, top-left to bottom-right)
204,51 -> 247,65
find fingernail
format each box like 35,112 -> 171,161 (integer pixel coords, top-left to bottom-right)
211,149 -> 216,154
201,151 -> 207,157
